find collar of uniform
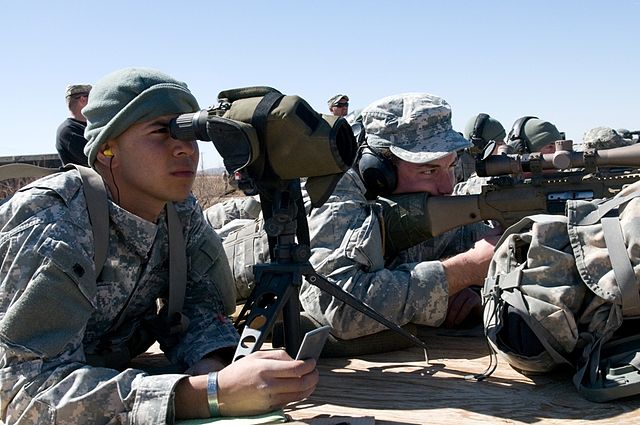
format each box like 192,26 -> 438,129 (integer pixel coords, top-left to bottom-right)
108,200 -> 159,259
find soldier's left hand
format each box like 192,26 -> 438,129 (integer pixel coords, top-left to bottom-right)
444,287 -> 482,328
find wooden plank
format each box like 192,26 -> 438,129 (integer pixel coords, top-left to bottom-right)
133,327 -> 640,424
284,328 -> 640,425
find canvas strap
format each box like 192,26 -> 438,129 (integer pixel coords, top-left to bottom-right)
70,165 -> 110,277
601,214 -> 640,316
575,193 -> 640,316
166,202 -> 189,333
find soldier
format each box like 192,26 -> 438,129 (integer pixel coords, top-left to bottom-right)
56,83 -> 93,165
583,126 -> 632,150
327,93 -> 350,117
299,93 -> 498,340
0,68 -> 317,424
506,117 -> 562,154
457,113 -> 507,182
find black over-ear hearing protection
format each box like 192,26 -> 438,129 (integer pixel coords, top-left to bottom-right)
507,116 -> 538,154
469,113 -> 490,152
357,145 -> 397,198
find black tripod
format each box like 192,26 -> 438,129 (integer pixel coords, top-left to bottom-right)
232,178 -> 428,361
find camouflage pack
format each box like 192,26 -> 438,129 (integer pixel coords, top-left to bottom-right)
483,180 -> 640,402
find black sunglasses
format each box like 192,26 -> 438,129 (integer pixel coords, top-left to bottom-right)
334,102 -> 349,108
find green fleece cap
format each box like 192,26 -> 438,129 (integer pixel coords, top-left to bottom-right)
524,118 -> 562,152
463,113 -> 506,143
83,67 -> 200,166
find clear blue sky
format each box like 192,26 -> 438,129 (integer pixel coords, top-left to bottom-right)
1,0 -> 638,169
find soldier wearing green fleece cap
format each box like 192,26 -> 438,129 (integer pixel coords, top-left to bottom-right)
506,116 -> 563,155
0,67 -> 318,424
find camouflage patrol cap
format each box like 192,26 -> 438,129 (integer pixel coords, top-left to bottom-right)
361,93 -> 471,163
327,94 -> 349,107
65,84 -> 92,98
523,119 -> 562,152
583,127 -> 630,150
463,113 -> 506,144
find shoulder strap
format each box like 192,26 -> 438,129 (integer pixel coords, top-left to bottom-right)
68,165 -> 110,278
166,202 -> 189,333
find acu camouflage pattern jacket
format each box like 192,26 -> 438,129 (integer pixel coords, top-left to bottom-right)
0,170 -> 238,424
300,170 -> 489,339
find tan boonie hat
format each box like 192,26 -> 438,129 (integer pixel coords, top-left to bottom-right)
327,94 -> 349,107
361,92 -> 471,163
65,84 -> 92,98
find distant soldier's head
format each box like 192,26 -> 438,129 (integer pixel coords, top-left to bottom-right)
327,94 -> 349,117
463,113 -> 506,147
65,84 -> 92,113
583,127 -> 631,150
507,117 -> 562,155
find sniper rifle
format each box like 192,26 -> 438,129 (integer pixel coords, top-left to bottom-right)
380,140 -> 640,258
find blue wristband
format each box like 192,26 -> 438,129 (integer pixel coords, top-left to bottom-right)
207,372 -> 220,417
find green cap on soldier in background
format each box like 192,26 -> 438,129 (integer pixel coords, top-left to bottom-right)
523,119 -> 562,152
463,114 -> 506,144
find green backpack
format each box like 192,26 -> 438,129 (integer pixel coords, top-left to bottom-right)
483,180 -> 640,402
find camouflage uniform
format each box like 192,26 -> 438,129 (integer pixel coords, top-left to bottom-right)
299,170 -> 488,339
0,170 -> 238,425
582,126 -> 632,150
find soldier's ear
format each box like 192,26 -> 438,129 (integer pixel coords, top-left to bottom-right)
95,145 -> 116,166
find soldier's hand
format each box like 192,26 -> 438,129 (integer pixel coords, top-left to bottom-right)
444,287 -> 482,328
442,236 -> 497,294
217,349 -> 319,416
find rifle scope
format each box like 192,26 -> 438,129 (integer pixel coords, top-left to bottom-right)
477,140 -> 640,177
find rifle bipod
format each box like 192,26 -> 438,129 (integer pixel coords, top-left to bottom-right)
232,179 -> 428,362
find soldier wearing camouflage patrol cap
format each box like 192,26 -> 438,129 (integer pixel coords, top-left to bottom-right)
583,126 -> 632,150
327,93 -> 349,117
55,83 -> 93,165
0,68 -> 318,424
298,92 -> 498,341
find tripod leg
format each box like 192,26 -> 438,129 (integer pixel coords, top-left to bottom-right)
301,264 -> 429,352
232,266 -> 302,362
281,292 -> 302,358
